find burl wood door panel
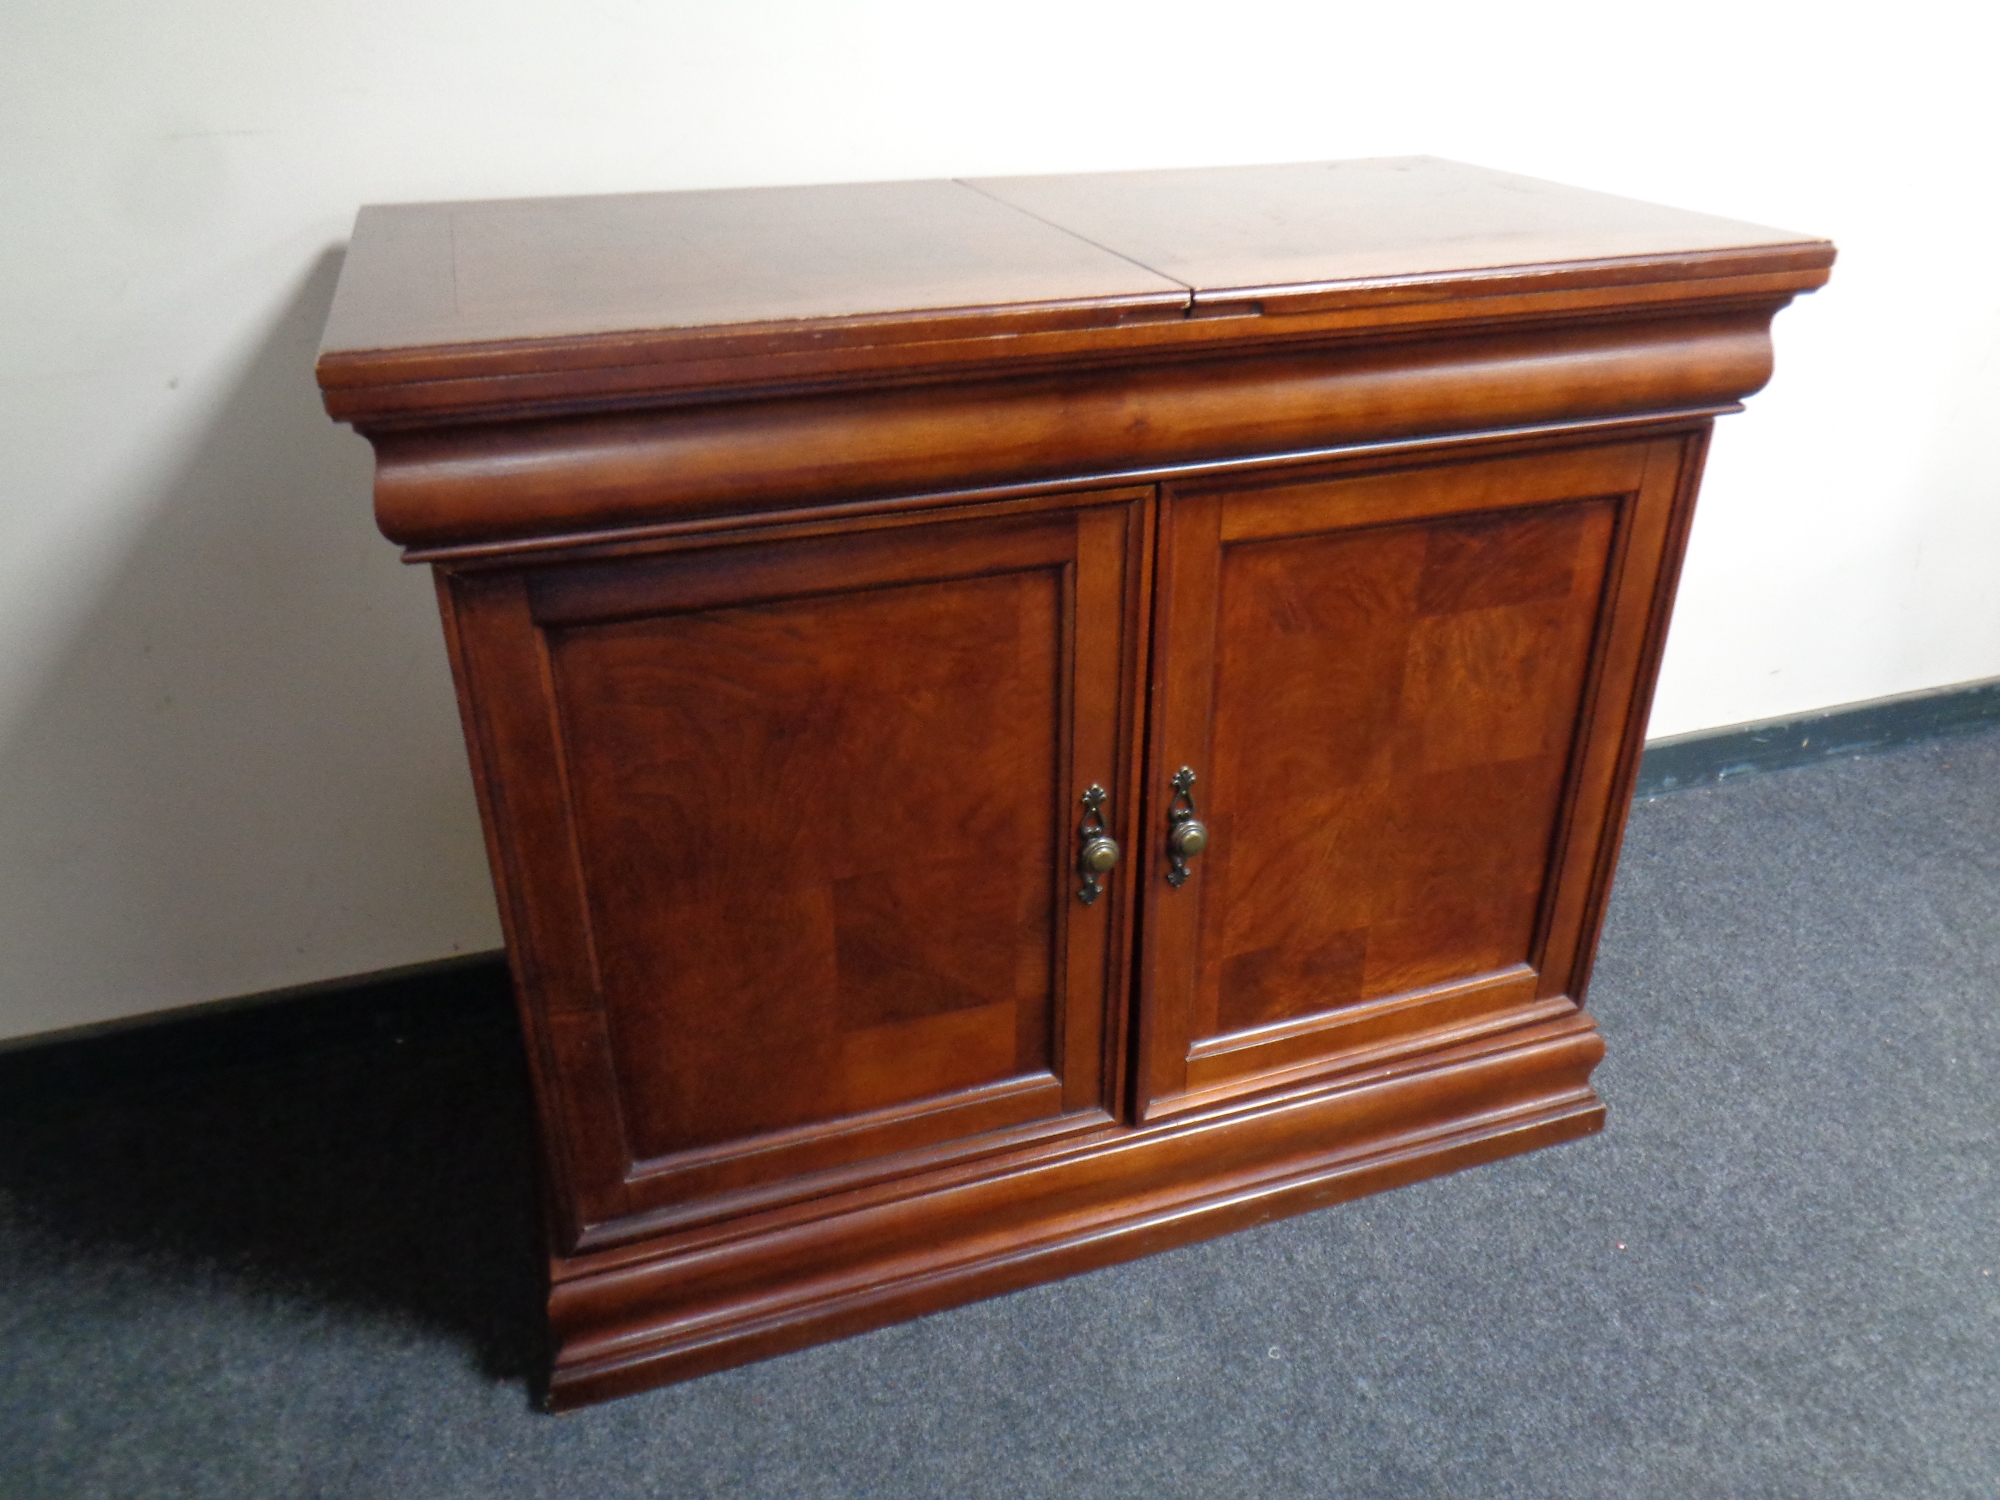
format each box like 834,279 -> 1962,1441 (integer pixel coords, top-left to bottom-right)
441,495 -> 1148,1249
1138,439 -> 1695,1118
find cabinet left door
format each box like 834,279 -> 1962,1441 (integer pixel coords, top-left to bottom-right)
436,493 -> 1151,1253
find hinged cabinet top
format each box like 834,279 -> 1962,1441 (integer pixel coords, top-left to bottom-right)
317,157 -> 1832,425
966,159 -> 1827,310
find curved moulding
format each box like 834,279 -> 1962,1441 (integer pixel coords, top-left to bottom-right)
367,305 -> 1782,553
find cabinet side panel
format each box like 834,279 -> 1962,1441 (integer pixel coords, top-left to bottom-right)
434,570 -> 633,1229
1537,430 -> 1713,1001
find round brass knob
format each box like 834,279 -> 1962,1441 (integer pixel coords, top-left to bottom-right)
1079,834 -> 1121,875
1168,819 -> 1208,860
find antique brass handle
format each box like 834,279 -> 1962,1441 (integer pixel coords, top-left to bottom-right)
1165,767 -> 1207,887
1075,785 -> 1120,905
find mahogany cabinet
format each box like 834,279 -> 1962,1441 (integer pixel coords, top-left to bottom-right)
316,159 -> 1831,1409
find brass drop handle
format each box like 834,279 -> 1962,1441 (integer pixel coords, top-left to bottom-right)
1080,832 -> 1121,874
1075,785 -> 1120,906
1165,767 -> 1207,888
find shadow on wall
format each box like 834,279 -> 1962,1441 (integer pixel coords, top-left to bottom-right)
0,249 -> 501,1042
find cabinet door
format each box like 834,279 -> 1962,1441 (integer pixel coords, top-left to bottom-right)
1136,438 -> 1697,1119
442,495 -> 1149,1249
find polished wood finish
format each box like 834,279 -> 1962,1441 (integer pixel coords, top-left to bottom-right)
1138,439 -> 1692,1118
442,495 -> 1149,1241
318,161 -> 1829,1409
967,158 -> 1831,308
320,177 -> 1183,366
318,156 -> 1828,433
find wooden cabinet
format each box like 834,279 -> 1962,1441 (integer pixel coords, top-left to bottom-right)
317,159 -> 1831,1408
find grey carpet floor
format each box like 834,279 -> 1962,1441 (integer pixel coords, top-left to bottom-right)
4,732 -> 1998,1499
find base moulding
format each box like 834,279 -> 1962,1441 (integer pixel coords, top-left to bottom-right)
544,1010 -> 1605,1410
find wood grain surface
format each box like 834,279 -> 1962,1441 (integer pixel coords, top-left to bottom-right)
320,177 -> 1186,354
967,157 -> 1829,307
439,494 -> 1148,1245
1138,441 -> 1664,1115
315,161 -> 1830,1409
317,158 -> 1830,425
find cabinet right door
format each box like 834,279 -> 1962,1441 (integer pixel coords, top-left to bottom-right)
1135,436 -> 1701,1120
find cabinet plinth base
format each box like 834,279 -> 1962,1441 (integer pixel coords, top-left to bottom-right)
543,1010 -> 1603,1411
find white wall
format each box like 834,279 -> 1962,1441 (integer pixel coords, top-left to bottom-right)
3,0 -> 1996,1042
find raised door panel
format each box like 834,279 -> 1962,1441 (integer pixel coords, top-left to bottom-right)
441,495 -> 1148,1248
1138,438 -> 1696,1117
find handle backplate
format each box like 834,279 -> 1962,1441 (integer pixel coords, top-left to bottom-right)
1165,767 -> 1208,888
1075,785 -> 1120,905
